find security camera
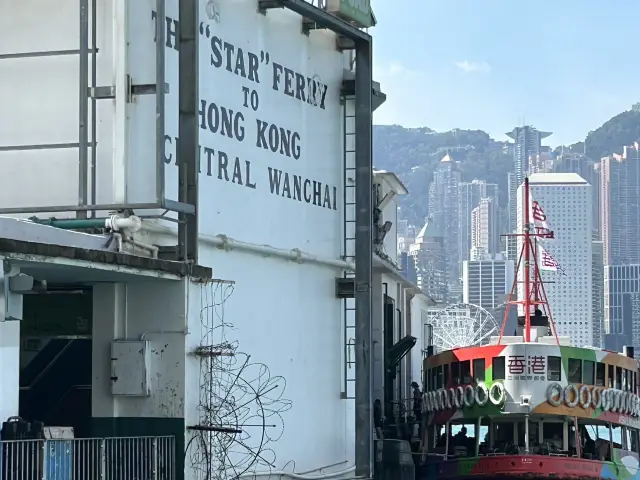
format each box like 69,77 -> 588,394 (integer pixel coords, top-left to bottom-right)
520,395 -> 532,407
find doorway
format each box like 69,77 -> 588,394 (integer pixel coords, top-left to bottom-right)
19,288 -> 92,437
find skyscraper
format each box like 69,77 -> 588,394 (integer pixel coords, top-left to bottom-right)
506,126 -> 552,268
506,125 -> 553,185
601,146 -> 640,265
517,173 -> 592,347
601,145 -> 640,351
462,256 -> 514,310
592,240 -> 604,348
470,197 -> 500,260
459,180 -> 499,266
428,154 -> 461,290
554,152 -> 600,240
410,218 -> 447,303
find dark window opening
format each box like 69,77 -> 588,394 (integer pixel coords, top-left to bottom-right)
583,360 -> 595,385
626,369 -> 632,392
436,366 -> 443,389
596,362 -> 605,386
443,364 -> 449,387
451,362 -> 460,385
473,358 -> 486,383
568,358 -> 582,383
461,360 -> 471,384
616,367 -> 622,390
492,357 -> 505,381
608,364 -> 614,388
547,356 -> 561,382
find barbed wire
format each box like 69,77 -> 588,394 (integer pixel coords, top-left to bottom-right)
187,280 -> 292,480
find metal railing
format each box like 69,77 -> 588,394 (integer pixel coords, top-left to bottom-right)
0,436 -> 175,480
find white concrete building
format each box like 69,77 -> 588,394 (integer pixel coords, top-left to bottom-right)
517,173 -> 593,347
0,1 -> 435,479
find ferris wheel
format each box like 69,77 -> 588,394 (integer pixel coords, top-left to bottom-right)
429,303 -> 499,351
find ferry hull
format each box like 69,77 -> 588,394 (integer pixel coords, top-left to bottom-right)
418,455 -> 625,480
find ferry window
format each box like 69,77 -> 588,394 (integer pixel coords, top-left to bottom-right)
436,366 -> 443,389
634,372 -> 637,395
568,358 -> 582,383
492,357 -> 505,380
547,356 -> 561,381
616,367 -> 623,390
443,364 -> 449,386
631,429 -> 639,454
451,362 -> 460,385
431,368 -> 437,391
596,362 -> 605,386
461,360 -> 471,384
608,365 -> 614,388
473,358 -> 486,383
583,360 -> 595,385
626,369 -> 632,391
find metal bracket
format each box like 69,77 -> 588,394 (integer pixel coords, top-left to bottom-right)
90,75 -> 170,103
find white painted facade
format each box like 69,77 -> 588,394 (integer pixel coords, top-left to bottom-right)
517,173 -> 593,347
0,0 -> 435,477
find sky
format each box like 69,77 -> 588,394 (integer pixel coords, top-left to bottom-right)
370,0 -> 640,146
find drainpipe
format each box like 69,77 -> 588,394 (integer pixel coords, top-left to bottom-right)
30,215 -> 142,233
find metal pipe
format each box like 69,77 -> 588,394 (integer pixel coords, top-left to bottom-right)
354,38 -> 373,479
90,0 -> 98,216
177,0 -> 199,262
78,0 -> 90,218
155,0 -> 166,205
29,215 -> 142,232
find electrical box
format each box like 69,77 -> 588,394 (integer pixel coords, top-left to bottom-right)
110,340 -> 151,397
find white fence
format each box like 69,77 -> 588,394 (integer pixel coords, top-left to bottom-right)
0,436 -> 175,480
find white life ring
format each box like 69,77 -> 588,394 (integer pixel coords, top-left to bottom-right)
579,385 -> 591,409
547,383 -> 563,406
476,382 -> 489,407
591,388 -> 602,410
564,384 -> 579,408
626,393 -> 633,415
602,389 -> 612,411
634,395 -> 639,416
612,390 -> 620,413
454,386 -> 464,409
463,385 -> 475,408
489,382 -> 505,406
448,388 -> 456,409
439,389 -> 447,410
434,391 -> 442,411
623,392 -> 630,414
423,392 -> 430,412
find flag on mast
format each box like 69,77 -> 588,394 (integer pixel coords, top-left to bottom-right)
539,245 -> 566,275
528,193 -> 554,238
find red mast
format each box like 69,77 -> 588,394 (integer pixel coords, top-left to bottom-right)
523,178 -> 532,342
498,177 -> 559,345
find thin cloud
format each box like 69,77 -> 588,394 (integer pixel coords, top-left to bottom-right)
377,62 -> 424,80
455,60 -> 491,73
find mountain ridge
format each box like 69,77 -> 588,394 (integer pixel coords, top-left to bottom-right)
373,108 -> 640,226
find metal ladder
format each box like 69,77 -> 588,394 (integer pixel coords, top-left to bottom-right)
341,93 -> 357,399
